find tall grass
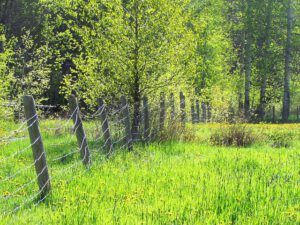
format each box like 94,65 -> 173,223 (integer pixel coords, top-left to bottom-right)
0,120 -> 299,224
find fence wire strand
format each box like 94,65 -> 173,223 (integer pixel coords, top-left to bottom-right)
0,94 -> 200,218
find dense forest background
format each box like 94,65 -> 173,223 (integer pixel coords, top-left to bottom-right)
0,0 -> 299,122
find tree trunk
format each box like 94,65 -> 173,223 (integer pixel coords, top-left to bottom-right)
244,0 -> 252,121
282,0 -> 292,122
131,1 -> 141,141
259,75 -> 267,120
131,85 -> 141,141
259,3 -> 271,121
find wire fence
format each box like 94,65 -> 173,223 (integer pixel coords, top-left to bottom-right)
0,93 -> 187,217
0,92 -> 299,219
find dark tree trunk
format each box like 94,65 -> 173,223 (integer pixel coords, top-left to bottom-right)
131,82 -> 141,141
244,0 -> 253,120
282,0 -> 292,122
131,1 -> 141,141
259,1 -> 272,121
238,90 -> 244,116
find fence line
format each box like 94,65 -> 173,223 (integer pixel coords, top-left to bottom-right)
1,92 -> 299,218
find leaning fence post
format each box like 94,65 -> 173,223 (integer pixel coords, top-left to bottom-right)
202,102 -> 207,123
196,100 -> 200,123
121,96 -> 133,151
207,104 -> 212,122
23,95 -> 51,199
143,96 -> 150,143
170,93 -> 175,121
68,95 -> 91,165
180,92 -> 186,123
272,106 -> 275,123
191,101 -> 195,124
97,98 -> 113,156
159,92 -> 165,130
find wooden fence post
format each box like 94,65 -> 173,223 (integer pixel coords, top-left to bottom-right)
180,91 -> 186,123
170,93 -> 175,121
159,92 -> 165,130
272,106 -> 275,123
23,96 -> 51,199
143,96 -> 150,143
191,101 -> 195,124
69,95 -> 91,165
196,100 -> 200,123
202,102 -> 207,123
121,96 -> 133,151
97,98 -> 113,156
229,104 -> 235,123
207,104 -> 212,122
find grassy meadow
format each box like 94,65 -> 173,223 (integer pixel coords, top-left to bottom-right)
0,120 -> 299,224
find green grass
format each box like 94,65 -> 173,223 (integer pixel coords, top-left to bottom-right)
0,121 -> 299,224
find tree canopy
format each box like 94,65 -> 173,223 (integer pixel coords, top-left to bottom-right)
0,0 -> 299,122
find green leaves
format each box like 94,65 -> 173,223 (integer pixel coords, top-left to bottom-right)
0,0 -> 298,121
0,25 -> 13,101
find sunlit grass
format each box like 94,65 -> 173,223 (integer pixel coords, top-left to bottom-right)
0,120 -> 299,224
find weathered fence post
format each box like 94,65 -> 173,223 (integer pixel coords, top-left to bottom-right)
97,98 -> 113,155
121,96 -> 133,151
272,106 -> 275,123
229,104 -> 235,123
180,91 -> 186,123
69,95 -> 91,165
23,96 -> 51,199
191,101 -> 195,124
143,96 -> 150,143
202,102 -> 207,123
170,93 -> 175,121
207,104 -> 212,122
159,92 -> 165,130
196,100 -> 200,123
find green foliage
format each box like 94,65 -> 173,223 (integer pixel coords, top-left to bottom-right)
0,25 -> 11,97
51,0 -> 195,105
0,0 -> 299,121
8,30 -> 51,104
0,25 -> 14,118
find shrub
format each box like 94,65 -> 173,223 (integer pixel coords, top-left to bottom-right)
210,124 -> 256,147
159,121 -> 197,142
267,131 -> 295,148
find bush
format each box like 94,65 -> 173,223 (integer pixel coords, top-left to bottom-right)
267,131 -> 294,148
210,124 -> 256,147
159,121 -> 197,142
